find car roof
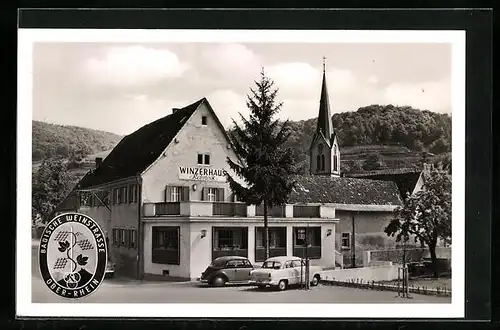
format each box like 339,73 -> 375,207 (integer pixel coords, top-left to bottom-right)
214,256 -> 248,261
264,256 -> 301,263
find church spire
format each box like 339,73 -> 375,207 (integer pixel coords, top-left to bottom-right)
316,56 -> 333,143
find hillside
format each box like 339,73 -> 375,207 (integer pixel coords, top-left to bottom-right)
32,120 -> 123,162
33,104 -> 451,187
283,104 -> 451,173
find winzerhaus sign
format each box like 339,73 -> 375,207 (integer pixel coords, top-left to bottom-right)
178,167 -> 227,182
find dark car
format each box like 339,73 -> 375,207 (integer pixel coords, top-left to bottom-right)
198,256 -> 254,287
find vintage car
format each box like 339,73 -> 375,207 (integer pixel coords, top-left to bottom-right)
249,256 -> 323,291
198,256 -> 254,287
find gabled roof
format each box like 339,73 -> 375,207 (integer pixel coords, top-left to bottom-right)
78,98 -> 204,189
288,175 -> 402,206
346,168 -> 423,200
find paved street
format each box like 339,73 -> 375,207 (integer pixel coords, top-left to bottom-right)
31,242 -> 450,304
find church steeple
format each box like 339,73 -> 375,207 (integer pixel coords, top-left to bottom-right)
316,56 -> 334,143
309,57 -> 340,177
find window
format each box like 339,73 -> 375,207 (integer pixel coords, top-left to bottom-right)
208,188 -> 216,202
226,260 -> 242,268
202,187 -> 224,201
114,187 -> 127,205
197,153 -> 210,165
171,186 -> 180,202
262,261 -> 281,269
321,154 -> 325,171
284,260 -> 293,268
291,260 -> 302,268
112,229 -> 118,246
120,186 -> 128,204
165,186 -> 190,202
333,145 -> 338,172
341,232 -> 351,250
152,227 -> 180,265
294,227 -> 321,246
255,227 -> 286,262
202,116 -> 208,125
212,227 -> 248,259
130,229 -> 137,248
128,184 -> 138,203
293,227 -> 322,259
120,229 -> 127,246
316,155 -> 320,171
255,227 -> 285,248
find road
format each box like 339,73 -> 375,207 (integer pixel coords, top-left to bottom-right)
31,242 -> 450,304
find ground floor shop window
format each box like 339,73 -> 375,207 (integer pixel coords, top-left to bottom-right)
255,227 -> 287,262
293,227 -> 322,259
152,226 -> 180,265
212,227 -> 248,259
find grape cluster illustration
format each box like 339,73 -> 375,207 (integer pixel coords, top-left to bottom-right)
53,229 -> 94,288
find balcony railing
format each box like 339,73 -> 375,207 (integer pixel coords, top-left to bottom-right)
155,202 -> 180,215
212,202 -> 248,217
293,205 -> 321,218
255,205 -> 286,217
144,201 -> 332,219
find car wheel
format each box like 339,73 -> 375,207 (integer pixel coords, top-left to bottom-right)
277,280 -> 288,291
311,275 -> 320,287
211,276 -> 226,287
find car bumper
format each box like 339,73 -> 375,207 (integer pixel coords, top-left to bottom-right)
197,278 -> 209,284
249,279 -> 276,286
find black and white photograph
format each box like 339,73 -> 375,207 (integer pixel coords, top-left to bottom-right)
17,28 -> 465,319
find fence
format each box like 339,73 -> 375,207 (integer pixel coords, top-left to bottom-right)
367,247 -> 451,265
320,277 -> 451,297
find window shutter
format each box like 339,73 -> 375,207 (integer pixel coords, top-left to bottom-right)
202,187 -> 208,201
181,186 -> 190,202
165,186 -> 172,202
217,188 -> 225,201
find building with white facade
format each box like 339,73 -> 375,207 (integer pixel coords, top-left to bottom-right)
55,68 -> 403,280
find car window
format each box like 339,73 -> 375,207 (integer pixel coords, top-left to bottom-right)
291,260 -> 302,268
233,260 -> 246,268
284,261 -> 293,268
210,258 -> 227,267
242,260 -> 253,268
262,261 -> 282,269
226,260 -> 238,268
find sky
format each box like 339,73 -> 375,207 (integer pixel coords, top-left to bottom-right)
32,42 -> 452,136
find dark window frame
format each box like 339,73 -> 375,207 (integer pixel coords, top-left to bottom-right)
152,226 -> 180,265
254,227 -> 287,262
212,227 -> 248,259
201,115 -> 208,126
292,226 -> 322,259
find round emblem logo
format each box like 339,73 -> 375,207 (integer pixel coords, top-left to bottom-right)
39,212 -> 107,299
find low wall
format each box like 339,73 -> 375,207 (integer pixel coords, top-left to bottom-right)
321,264 -> 399,283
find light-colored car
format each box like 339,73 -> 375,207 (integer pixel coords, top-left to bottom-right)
249,256 -> 323,291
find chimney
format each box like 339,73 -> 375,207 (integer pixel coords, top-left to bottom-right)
95,157 -> 103,169
172,108 -> 181,114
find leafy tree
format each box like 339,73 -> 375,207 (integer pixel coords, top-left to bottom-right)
362,153 -> 386,171
226,69 -> 297,260
384,164 -> 452,277
32,158 -> 72,223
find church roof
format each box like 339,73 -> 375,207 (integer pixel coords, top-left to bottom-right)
288,175 -> 402,206
315,69 -> 335,144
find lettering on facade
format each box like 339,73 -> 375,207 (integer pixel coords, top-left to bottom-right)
178,167 -> 227,182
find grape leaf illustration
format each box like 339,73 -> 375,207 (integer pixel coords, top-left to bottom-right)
77,254 -> 88,266
58,241 -> 70,252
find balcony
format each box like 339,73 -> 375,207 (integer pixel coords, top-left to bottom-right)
143,201 -> 336,219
